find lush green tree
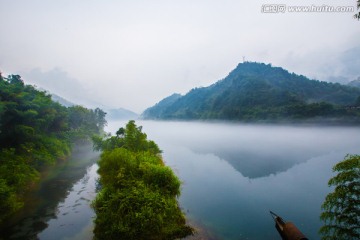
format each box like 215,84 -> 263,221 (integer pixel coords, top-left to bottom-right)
92,120 -> 161,154
320,154 -> 360,239
92,121 -> 192,240
94,107 -> 107,131
0,72 -> 107,224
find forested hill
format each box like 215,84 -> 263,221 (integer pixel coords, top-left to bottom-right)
0,73 -> 106,224
142,62 -> 360,121
141,93 -> 181,119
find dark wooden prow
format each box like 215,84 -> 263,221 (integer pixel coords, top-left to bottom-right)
270,211 -> 308,240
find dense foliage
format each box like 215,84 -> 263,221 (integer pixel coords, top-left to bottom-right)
0,73 -> 106,224
92,120 -> 193,240
320,154 -> 360,239
142,62 -> 360,122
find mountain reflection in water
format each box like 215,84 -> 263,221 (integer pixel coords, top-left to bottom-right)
107,120 -> 360,239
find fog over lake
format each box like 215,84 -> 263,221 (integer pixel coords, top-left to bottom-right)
107,120 -> 360,240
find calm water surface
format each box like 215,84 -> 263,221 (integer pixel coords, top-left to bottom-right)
107,120 -> 360,240
1,144 -> 99,240
37,164 -> 98,240
3,121 -> 359,240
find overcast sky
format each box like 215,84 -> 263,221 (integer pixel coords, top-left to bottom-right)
1,0 -> 359,113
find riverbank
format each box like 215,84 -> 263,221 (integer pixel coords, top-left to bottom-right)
0,143 -> 99,239
181,219 -> 220,240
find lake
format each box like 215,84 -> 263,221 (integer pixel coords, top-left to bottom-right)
107,120 -> 360,240
2,121 -> 359,239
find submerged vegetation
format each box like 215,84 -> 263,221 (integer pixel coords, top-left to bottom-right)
92,120 -> 193,239
0,73 -> 106,224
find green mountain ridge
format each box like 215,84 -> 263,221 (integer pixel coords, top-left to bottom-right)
141,93 -> 181,119
142,62 -> 360,121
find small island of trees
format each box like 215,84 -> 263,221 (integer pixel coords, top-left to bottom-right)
92,120 -> 193,240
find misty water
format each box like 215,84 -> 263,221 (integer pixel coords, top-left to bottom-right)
3,121 -> 359,240
105,120 -> 360,240
1,144 -> 99,240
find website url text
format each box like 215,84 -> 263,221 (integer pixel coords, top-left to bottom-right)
261,4 -> 355,13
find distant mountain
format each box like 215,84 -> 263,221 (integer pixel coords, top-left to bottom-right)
50,93 -> 75,107
142,62 -> 360,121
34,87 -> 75,107
106,108 -> 139,120
30,86 -> 139,121
348,77 -> 360,89
48,92 -> 139,121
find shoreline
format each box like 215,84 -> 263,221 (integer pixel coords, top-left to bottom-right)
181,218 -> 221,240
